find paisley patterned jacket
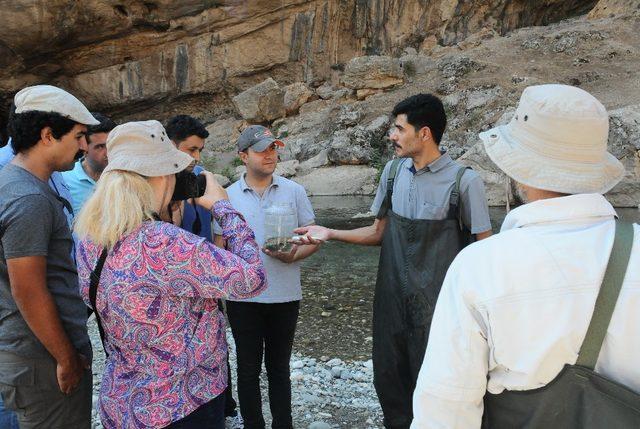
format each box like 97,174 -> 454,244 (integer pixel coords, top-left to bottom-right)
77,200 -> 266,428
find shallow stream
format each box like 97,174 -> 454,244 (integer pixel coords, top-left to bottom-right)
296,196 -> 640,360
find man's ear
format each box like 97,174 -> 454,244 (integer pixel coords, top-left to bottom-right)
238,150 -> 248,164
40,126 -> 54,147
419,126 -> 433,142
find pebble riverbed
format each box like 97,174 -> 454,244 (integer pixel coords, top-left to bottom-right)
88,317 -> 384,429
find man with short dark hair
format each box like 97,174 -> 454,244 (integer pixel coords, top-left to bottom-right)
0,85 -> 97,428
62,112 -> 116,214
165,115 -> 212,239
0,106 -> 78,428
296,93 -> 492,428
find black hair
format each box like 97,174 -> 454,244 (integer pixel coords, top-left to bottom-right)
391,93 -> 447,144
165,115 -> 209,144
0,103 -> 16,148
8,110 -> 78,154
86,112 -> 116,145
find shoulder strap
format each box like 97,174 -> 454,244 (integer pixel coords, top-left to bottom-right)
376,158 -> 404,219
89,247 -> 109,356
576,221 -> 634,369
449,166 -> 471,229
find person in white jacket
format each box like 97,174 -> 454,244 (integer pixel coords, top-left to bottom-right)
411,84 -> 640,428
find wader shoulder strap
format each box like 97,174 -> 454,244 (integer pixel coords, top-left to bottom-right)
576,221 -> 634,370
449,166 -> 471,229
376,158 -> 404,219
89,247 -> 109,356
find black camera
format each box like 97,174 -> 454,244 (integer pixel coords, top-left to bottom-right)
172,170 -> 206,201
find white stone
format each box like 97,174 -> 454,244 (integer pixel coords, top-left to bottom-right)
299,149 -> 329,172
326,358 -> 343,367
275,159 -> 299,178
308,421 -> 332,429
294,166 -> 378,196
291,371 -> 304,381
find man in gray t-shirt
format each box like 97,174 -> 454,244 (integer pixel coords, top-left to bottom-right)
0,85 -> 98,428
296,94 -> 492,428
0,164 -> 90,357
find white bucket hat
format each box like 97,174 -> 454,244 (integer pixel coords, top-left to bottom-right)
14,85 -> 99,125
480,84 -> 625,194
103,120 -> 193,177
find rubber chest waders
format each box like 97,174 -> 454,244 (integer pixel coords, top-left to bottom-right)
372,158 -> 473,428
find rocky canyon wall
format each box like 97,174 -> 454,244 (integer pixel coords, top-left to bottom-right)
0,0 -> 596,118
1,0 -> 639,206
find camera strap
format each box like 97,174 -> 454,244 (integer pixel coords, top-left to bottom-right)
89,247 -> 109,356
190,198 -> 202,236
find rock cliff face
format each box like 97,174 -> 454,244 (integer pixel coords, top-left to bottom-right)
0,0 -> 596,115
1,0 -> 639,205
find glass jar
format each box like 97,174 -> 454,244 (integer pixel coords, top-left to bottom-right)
263,202 -> 297,253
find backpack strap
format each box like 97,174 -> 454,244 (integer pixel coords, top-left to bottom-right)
448,166 -> 471,230
376,158 -> 404,219
89,247 -> 109,356
576,221 -> 634,370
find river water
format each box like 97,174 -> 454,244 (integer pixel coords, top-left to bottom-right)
295,196 -> 640,361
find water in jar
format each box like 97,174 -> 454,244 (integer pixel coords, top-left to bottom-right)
263,202 -> 297,253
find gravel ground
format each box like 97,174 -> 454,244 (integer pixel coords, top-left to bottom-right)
89,199 -> 386,428
88,317 -> 384,429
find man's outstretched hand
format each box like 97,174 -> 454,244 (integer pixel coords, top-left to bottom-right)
293,225 -> 331,244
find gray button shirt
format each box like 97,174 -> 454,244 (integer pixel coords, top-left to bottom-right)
370,154 -> 492,234
214,174 -> 315,303
0,164 -> 91,358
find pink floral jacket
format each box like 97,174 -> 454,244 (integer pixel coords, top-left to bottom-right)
77,200 -> 265,428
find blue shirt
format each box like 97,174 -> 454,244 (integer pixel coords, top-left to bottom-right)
214,174 -> 315,303
181,166 -> 213,241
61,159 -> 96,215
0,143 -> 74,228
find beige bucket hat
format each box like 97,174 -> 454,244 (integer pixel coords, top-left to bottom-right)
103,120 -> 193,177
480,84 -> 624,194
14,85 -> 99,125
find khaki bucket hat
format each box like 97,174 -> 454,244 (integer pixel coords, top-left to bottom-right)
480,84 -> 624,194
103,120 -> 193,177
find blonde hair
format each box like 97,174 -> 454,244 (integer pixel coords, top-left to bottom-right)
74,170 -> 155,248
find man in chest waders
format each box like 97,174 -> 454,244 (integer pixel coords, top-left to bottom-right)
411,84 -> 640,428
295,94 -> 493,428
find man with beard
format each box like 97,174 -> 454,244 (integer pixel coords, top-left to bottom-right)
0,85 -> 97,427
295,94 -> 493,428
165,115 -> 213,241
214,125 -> 321,429
62,113 -> 115,215
411,85 -> 640,428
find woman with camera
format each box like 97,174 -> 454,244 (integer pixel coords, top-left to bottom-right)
74,120 -> 266,429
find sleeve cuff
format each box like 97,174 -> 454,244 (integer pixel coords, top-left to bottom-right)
417,379 -> 486,403
471,223 -> 493,234
210,199 -> 234,220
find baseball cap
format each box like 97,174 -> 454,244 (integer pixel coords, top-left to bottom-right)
237,125 -> 284,152
14,85 -> 99,125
